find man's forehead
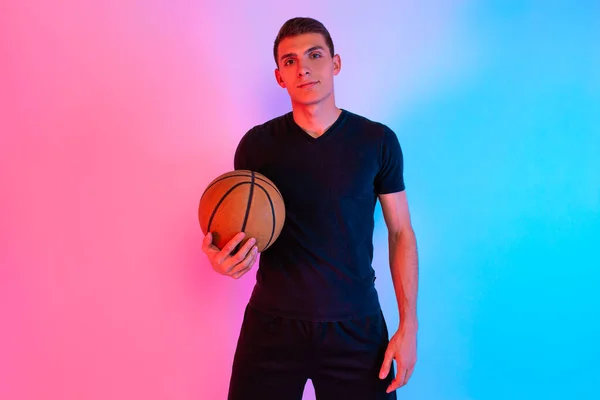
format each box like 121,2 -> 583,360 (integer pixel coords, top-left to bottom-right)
279,33 -> 326,52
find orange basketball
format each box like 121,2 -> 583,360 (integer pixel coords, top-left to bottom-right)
198,170 -> 285,253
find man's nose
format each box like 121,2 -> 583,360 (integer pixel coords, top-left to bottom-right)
296,63 -> 310,77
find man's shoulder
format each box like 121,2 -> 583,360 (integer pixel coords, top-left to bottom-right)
242,112 -> 290,140
343,109 -> 395,138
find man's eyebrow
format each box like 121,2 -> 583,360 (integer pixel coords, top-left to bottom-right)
279,46 -> 325,62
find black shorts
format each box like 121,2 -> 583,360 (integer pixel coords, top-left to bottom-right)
227,304 -> 396,400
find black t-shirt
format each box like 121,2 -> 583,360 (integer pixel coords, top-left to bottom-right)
234,109 -> 405,321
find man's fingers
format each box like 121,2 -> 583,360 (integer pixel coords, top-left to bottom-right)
231,262 -> 253,280
202,232 -> 224,254
387,368 -> 406,393
223,238 -> 256,270
215,233 -> 246,264
202,232 -> 213,252
203,232 -> 259,277
379,348 -> 395,379
229,246 -> 258,278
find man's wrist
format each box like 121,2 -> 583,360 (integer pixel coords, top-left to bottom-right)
399,316 -> 419,331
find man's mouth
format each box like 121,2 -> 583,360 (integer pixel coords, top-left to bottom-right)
297,81 -> 319,89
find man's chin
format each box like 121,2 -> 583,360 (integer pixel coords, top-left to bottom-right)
291,93 -> 329,106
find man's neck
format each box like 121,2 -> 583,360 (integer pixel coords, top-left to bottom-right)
291,99 -> 342,138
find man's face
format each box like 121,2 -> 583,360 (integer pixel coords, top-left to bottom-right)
275,33 -> 341,106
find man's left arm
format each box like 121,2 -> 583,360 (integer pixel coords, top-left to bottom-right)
377,190 -> 419,393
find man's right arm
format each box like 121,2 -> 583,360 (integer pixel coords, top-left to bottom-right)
201,128 -> 259,279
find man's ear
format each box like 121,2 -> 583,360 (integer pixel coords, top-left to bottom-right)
333,54 -> 342,76
274,68 -> 286,88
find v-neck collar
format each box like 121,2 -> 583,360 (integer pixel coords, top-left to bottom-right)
286,109 -> 348,144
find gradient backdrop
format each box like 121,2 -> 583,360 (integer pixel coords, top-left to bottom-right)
1,1 -> 599,399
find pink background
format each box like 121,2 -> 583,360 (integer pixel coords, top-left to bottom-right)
2,1 -> 599,399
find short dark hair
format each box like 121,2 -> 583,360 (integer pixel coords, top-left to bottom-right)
273,17 -> 335,67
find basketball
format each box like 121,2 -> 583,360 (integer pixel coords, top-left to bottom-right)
198,170 -> 286,253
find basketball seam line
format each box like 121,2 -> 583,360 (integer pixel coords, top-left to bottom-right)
200,171 -> 282,200
206,182 -> 247,233
253,183 -> 277,250
238,171 -> 255,252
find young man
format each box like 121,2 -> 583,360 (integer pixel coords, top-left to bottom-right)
201,17 -> 418,400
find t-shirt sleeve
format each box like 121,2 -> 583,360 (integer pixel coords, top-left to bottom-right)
233,129 -> 254,171
374,126 -> 405,194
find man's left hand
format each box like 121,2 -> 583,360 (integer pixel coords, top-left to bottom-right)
379,323 -> 418,393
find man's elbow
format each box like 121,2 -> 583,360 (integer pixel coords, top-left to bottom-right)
388,224 -> 415,244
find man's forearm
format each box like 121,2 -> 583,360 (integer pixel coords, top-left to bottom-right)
389,228 -> 419,328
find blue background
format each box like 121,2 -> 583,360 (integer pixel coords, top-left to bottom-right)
372,2 -> 600,399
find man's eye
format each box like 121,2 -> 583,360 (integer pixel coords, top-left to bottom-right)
311,53 -> 322,58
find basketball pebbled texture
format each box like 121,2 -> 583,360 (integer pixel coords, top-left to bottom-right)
198,170 -> 286,253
